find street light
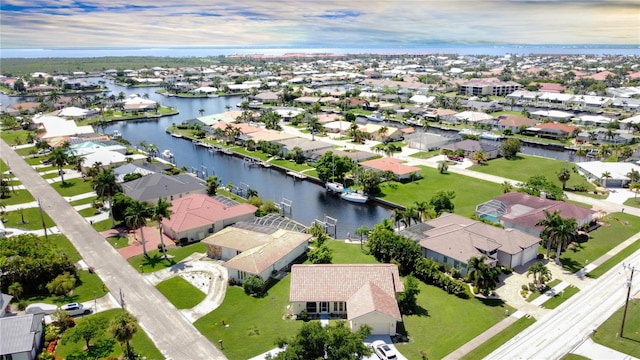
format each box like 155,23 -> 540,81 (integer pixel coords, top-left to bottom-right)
620,263 -> 638,338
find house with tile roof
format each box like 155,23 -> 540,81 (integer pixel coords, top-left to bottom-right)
476,192 -> 596,236
121,173 -> 206,204
0,313 -> 45,360
495,114 -> 538,133
162,194 -> 257,244
401,213 -> 541,273
441,139 -> 500,160
526,122 -> 579,139
289,264 -> 404,335
359,157 -> 421,181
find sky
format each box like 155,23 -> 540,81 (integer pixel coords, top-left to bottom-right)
1,0 -> 638,48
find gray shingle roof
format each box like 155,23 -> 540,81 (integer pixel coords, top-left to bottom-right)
0,313 -> 44,355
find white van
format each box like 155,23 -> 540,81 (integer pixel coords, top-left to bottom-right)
25,303 -> 58,315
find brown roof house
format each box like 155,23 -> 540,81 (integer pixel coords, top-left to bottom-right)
401,213 -> 541,272
162,194 -> 257,244
359,157 -> 421,181
441,140 -> 500,160
203,224 -> 311,283
495,114 -> 538,134
289,264 -> 404,335
476,192 -> 596,237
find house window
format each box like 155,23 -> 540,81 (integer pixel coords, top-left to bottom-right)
238,271 -> 248,281
306,302 -> 317,313
170,195 -> 174,200
333,302 -> 337,312
338,302 -> 345,312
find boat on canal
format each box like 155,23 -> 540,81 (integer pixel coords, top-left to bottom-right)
340,189 -> 368,203
326,182 -> 344,193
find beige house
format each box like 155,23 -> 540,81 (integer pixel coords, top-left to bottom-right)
203,226 -> 311,283
289,264 -> 403,335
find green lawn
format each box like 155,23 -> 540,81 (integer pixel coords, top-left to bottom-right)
55,309 -> 163,360
105,234 -> 131,249
3,207 -> 55,230
24,155 -> 49,166
194,277 -> 302,360
156,276 -> 206,309
542,285 -> 579,309
232,147 -> 271,161
561,213 -> 640,273
92,218 -> 118,232
70,196 -> 98,206
36,165 -> 58,173
623,197 -> 640,209
323,239 -> 378,264
0,189 -> 35,205
526,279 -> 561,302
592,299 -> 640,358
51,178 -> 94,197
14,146 -> 37,156
562,354 -> 590,360
128,242 -> 207,272
588,239 -> 640,278
48,233 -> 82,263
77,207 -> 101,217
409,150 -> 441,159
469,155 -> 595,192
378,166 -> 503,216
270,159 -> 314,172
0,129 -> 33,145
460,316 -> 536,360
396,282 -> 514,360
24,270 -> 108,305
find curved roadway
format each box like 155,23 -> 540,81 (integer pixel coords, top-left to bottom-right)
1,140 -> 225,360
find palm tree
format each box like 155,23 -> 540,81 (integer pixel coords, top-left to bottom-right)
601,171 -> 611,188
467,256 -> 500,295
536,210 -> 577,264
414,201 -> 435,222
48,147 -> 71,183
627,169 -> 640,183
390,208 -> 404,230
109,311 -> 138,359
92,168 -> 122,228
557,167 -> 571,190
198,108 -> 205,117
526,262 -> 552,290
124,200 -> 152,257
575,147 -> 587,162
205,176 -> 221,196
501,181 -> 514,194
152,198 -> 172,260
537,210 -> 561,260
630,182 -> 640,200
355,225 -> 369,249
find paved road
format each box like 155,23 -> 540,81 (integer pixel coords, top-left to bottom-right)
1,140 -> 225,360
486,248 -> 640,359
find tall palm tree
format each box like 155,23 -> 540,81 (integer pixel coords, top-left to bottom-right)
152,198 -> 172,260
630,182 -> 640,200
536,210 -> 577,264
48,147 -> 71,183
627,169 -> 640,183
109,311 -> 138,359
92,168 -> 122,228
355,225 -> 369,249
124,200 -> 152,257
537,210 -> 561,260
557,167 -> 571,190
414,201 -> 435,222
390,208 -> 404,230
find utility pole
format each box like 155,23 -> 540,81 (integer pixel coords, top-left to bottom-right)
38,199 -> 48,240
620,264 -> 638,338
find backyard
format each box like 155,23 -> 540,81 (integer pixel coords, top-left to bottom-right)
378,166 -> 503,216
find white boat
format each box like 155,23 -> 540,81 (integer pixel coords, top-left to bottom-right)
366,111 -> 384,122
326,182 -> 344,193
340,189 -> 368,203
112,130 -> 121,137
479,132 -> 504,141
162,149 -> 173,158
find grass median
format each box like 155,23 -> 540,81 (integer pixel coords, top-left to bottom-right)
156,276 -> 206,309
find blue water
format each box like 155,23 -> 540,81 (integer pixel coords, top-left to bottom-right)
2,44 -> 638,58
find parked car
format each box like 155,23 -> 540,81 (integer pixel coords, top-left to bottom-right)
60,303 -> 91,316
25,303 -> 58,315
372,340 -> 397,360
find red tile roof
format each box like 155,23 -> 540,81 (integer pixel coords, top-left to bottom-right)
360,157 -> 420,176
530,122 -> 578,134
162,194 -> 257,233
347,282 -> 401,321
497,114 -> 537,127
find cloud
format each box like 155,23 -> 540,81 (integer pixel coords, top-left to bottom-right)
1,0 -> 637,48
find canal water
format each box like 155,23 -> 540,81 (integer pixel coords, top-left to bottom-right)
0,80 -> 392,238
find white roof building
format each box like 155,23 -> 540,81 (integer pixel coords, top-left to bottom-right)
32,115 -> 95,140
454,111 -> 494,123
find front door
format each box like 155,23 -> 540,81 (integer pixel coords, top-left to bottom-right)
320,301 -> 329,313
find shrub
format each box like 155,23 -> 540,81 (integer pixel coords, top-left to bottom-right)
521,284 -> 529,291
528,283 -> 537,292
298,310 -> 309,322
17,299 -> 28,310
520,289 -> 528,298
242,275 -> 265,296
501,266 -> 513,274
573,183 -> 588,192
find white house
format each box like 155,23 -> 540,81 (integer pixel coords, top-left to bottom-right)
0,313 -> 45,360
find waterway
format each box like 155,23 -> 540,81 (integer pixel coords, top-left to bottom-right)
0,80 -> 393,238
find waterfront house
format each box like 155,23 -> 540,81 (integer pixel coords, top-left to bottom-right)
576,161 -> 640,188
441,140 -> 499,160
289,264 -> 403,335
31,114 -> 95,141
358,124 -> 404,142
113,163 -> 156,183
162,194 -> 257,244
277,137 -> 334,158
121,173 -> 206,204
476,192 -> 596,237
0,313 -> 45,360
401,213 -> 540,273
525,122 -> 578,139
203,223 -> 310,283
495,114 -> 537,134
123,95 -> 157,113
359,157 -> 421,181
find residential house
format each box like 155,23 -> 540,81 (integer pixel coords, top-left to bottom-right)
401,213 -> 540,272
495,114 -> 537,134
121,173 -> 207,204
31,115 -> 95,141
441,140 -> 499,160
123,95 -> 157,113
289,264 -> 404,335
112,163 -> 156,183
476,192 -> 596,237
162,194 -> 257,244
1,293 -> 12,317
525,122 -> 578,139
575,128 -> 634,145
359,158 -> 421,181
576,161 -> 640,188
358,124 -> 404,142
5,102 -> 41,116
0,313 -> 45,360
203,221 -> 311,283
277,138 -> 334,157
453,111 -> 494,124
